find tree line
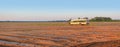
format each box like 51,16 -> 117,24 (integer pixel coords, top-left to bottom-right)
90,17 -> 120,22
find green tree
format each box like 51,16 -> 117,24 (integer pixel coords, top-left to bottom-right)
90,17 -> 112,22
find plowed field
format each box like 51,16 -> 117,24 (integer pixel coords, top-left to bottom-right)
0,22 -> 120,47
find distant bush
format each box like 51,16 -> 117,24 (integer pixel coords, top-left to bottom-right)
111,20 -> 120,22
90,17 -> 112,22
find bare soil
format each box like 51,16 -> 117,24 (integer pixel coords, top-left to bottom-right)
0,22 -> 120,47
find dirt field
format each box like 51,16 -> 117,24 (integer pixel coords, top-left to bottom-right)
0,22 -> 120,47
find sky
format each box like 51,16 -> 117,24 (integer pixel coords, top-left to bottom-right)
0,0 -> 120,21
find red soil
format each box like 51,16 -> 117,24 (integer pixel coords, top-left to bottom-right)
0,22 -> 120,47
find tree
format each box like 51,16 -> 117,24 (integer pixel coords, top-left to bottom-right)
90,17 -> 112,22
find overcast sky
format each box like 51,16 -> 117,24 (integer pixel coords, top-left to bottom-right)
0,0 -> 120,21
